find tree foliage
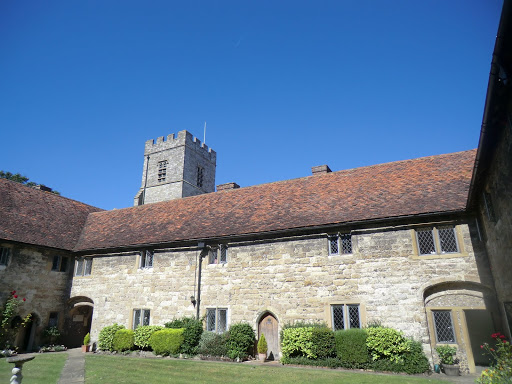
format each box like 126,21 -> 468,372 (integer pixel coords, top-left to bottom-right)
0,170 -> 60,195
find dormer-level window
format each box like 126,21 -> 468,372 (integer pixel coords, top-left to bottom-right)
52,255 -> 69,272
328,234 -> 352,255
209,245 -> 228,264
75,257 -> 93,276
139,250 -> 153,269
0,247 -> 11,266
416,226 -> 459,255
158,161 -> 168,182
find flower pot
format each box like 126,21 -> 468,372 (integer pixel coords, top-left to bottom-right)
258,353 -> 266,361
82,345 -> 90,353
442,364 -> 459,376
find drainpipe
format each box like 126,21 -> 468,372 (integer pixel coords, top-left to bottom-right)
196,243 -> 209,320
142,155 -> 150,205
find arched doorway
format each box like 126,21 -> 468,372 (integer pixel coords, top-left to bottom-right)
423,281 -> 499,373
257,311 -> 279,360
22,313 -> 39,352
65,296 -> 94,348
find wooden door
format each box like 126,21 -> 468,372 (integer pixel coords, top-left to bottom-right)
258,313 -> 279,360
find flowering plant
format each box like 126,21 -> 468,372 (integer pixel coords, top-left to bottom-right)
477,332 -> 512,384
0,291 -> 30,350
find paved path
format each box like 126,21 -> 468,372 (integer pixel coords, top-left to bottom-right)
58,348 -> 85,384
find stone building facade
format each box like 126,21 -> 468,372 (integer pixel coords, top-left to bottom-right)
467,0 -> 512,343
1,6 -> 511,372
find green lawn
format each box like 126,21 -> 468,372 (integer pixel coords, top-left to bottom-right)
0,353 -> 67,384
85,355 -> 448,384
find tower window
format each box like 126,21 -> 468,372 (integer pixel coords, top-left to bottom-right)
158,161 -> 168,182
197,166 -> 204,188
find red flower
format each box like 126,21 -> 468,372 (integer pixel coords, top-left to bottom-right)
480,345 -> 484,349
490,348 -> 495,352
23,298 -> 26,302
14,295 -> 18,298
499,334 -> 506,339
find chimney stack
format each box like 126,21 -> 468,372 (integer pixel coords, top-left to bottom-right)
311,165 -> 332,175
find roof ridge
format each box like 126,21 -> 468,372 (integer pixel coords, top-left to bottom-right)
0,177 -> 103,211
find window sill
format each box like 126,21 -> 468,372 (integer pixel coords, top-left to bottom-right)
411,252 -> 468,260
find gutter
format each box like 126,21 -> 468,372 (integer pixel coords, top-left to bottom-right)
467,0 -> 511,208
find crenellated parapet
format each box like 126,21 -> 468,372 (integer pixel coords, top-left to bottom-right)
144,130 -> 216,161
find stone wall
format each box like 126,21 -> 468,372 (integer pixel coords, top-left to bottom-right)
477,116 -> 512,336
71,219 -> 494,370
134,130 -> 216,205
0,242 -> 73,349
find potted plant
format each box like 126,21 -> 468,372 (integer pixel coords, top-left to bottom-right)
82,332 -> 91,353
257,334 -> 268,362
436,345 -> 459,376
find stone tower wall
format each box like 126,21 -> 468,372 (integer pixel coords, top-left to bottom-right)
134,130 -> 217,205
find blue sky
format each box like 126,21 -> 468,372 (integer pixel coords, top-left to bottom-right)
0,1 -> 503,210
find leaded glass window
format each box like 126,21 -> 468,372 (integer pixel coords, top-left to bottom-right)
438,227 -> 458,253
328,236 -> 339,255
75,257 -> 93,276
206,308 -> 228,333
331,304 -> 360,331
433,310 -> 456,343
416,226 -> 459,255
133,309 -> 150,329
140,250 -> 154,269
417,228 -> 436,255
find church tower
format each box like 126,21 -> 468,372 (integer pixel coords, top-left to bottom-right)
134,130 -> 216,206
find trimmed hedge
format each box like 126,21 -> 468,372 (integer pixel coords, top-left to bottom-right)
334,328 -> 369,368
98,324 -> 125,351
310,327 -> 335,359
149,328 -> 185,356
134,325 -> 164,350
366,327 -> 410,363
198,331 -> 227,357
282,327 -> 334,359
113,329 -> 134,352
226,323 -> 255,360
165,317 -> 203,355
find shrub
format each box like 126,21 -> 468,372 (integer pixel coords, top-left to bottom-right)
478,332 -> 512,384
43,326 -> 60,344
369,339 -> 429,374
113,329 -> 134,352
281,327 -> 316,359
149,328 -> 184,356
83,332 -> 90,346
165,317 -> 203,355
436,344 -> 457,365
198,331 -> 227,357
310,327 -> 335,359
98,324 -> 125,351
257,334 -> 268,354
335,328 -> 369,368
226,323 -> 255,360
134,325 -> 163,350
402,340 -> 430,374
366,327 -> 410,363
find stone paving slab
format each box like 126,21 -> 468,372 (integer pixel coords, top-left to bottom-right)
58,348 -> 85,384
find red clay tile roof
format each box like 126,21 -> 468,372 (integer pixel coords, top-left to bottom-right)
0,178 -> 102,250
74,150 -> 476,252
